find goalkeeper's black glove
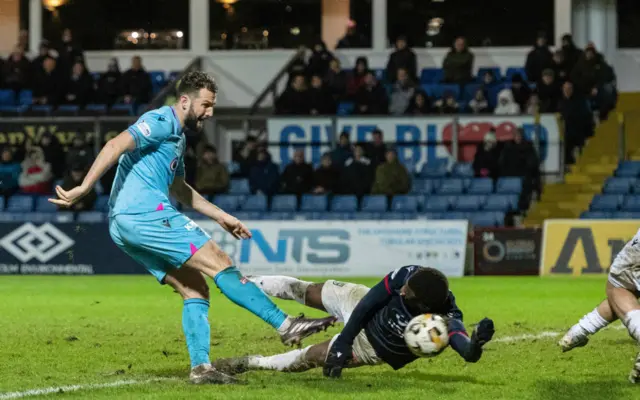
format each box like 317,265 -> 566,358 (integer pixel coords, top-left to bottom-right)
471,317 -> 495,348
323,336 -> 352,378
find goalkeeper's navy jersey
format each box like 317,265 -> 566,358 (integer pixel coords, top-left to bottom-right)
362,265 -> 463,370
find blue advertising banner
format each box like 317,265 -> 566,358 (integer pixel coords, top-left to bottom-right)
0,222 -> 145,275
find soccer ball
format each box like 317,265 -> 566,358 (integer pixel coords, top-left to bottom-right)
404,313 -> 449,357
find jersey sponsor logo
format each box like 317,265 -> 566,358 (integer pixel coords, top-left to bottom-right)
541,220 -> 640,275
184,220 -> 198,231
0,223 -> 74,263
170,157 -> 179,171
136,121 -> 151,137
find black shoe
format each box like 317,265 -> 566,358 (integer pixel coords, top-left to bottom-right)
280,314 -> 337,347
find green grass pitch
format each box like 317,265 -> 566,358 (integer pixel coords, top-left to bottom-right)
1,275 -> 638,399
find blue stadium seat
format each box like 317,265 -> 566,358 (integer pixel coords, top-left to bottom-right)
381,211 -> 417,220
391,195 -> 419,213
616,161 -> 640,177
484,194 -> 515,212
35,196 -> 57,212
95,195 -> 110,212
84,104 -> 108,115
268,212 -> 297,220
590,194 -> 623,211
410,179 -> 434,194
420,68 -> 443,84
447,212 -> 470,220
0,90 -> 14,106
454,195 -> 486,211
229,179 -> 251,194
477,67 -> 502,82
469,212 -> 498,227
361,195 -> 388,212
505,67 -> 527,82
611,211 -> 640,219
424,196 -> 450,212
462,84 -> 482,102
54,104 -> 80,115
419,160 -> 448,178
467,178 -> 494,194
212,194 -> 243,212
0,212 -> 26,222
580,211 -> 612,219
0,105 -> 27,116
169,71 -> 181,81
150,71 -> 167,93
28,105 -> 53,115
496,177 -> 523,194
422,84 -> 460,100
451,163 -> 474,177
91,72 -> 101,82
271,195 -> 298,212
300,195 -> 328,212
337,102 -> 355,115
437,178 -> 466,194
622,195 -> 640,211
354,212 -> 383,220
110,103 -> 134,116
330,196 -> 357,212
29,212 -> 57,222
77,211 -> 106,223
232,211 -> 259,221
323,212 -> 355,220
603,177 -> 635,194
240,195 -> 268,211
18,90 -> 32,106
6,195 -> 34,212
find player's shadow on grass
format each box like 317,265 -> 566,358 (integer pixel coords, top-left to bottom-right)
536,378 -> 629,400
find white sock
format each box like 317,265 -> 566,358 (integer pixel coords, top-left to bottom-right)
248,346 -> 313,372
246,275 -> 311,305
624,310 -> 640,342
575,307 -> 611,335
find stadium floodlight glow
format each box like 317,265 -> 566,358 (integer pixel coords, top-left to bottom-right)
131,31 -> 139,39
42,0 -> 68,11
176,31 -> 184,38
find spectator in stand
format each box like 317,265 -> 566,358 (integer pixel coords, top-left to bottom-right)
433,91 -> 459,114
372,148 -> 410,196
66,136 -> 93,169
3,46 -> 31,94
537,69 -> 561,113
60,164 -> 97,211
498,129 -> 540,209
510,74 -> 531,112
525,93 -> 539,115
32,40 -> 55,73
366,128 -> 387,168
249,147 -> 280,196
195,146 -> 229,196
340,145 -> 373,197
336,20 -> 369,49
354,70 -> 388,115
525,32 -> 554,84
468,88 -> 491,114
386,36 -> 417,84
494,88 -> 520,115
280,149 -> 314,196
346,56 -> 369,97
121,55 -> 152,105
552,50 -> 570,84
32,56 -> 61,106
308,74 -> 336,115
0,148 -> 21,198
38,132 -> 65,179
64,61 -> 93,106
405,90 -> 432,115
558,81 -> 592,166
98,58 -> 122,107
571,44 -> 617,120
481,70 -> 500,90
560,34 -> 583,73
306,40 -> 333,78
443,37 -> 474,84
324,58 -> 347,102
275,74 -> 309,115
58,28 -> 85,74
312,153 -> 340,194
389,68 -> 416,115
472,131 -> 501,180
287,51 -> 308,84
18,146 -> 52,195
330,132 -> 353,168
233,136 -> 258,177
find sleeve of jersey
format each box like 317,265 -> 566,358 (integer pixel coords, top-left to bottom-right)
127,116 -> 172,150
336,278 -> 392,346
447,318 -> 483,363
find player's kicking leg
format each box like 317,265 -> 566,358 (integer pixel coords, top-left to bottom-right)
559,298 -> 617,352
606,281 -> 640,383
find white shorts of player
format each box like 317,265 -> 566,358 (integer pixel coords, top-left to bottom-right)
609,233 -> 640,293
323,280 -> 384,367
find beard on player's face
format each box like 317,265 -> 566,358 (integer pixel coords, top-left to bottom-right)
184,103 -> 204,132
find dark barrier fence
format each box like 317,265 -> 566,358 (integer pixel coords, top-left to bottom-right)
473,227 -> 541,276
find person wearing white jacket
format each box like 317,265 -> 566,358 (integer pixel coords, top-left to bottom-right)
18,146 -> 53,194
494,88 -> 521,115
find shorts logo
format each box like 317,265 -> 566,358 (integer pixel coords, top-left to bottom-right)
184,220 -> 198,231
170,157 -> 179,171
0,223 -> 74,263
136,121 -> 151,137
240,277 -> 249,284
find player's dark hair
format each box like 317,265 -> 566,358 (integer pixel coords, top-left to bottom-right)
406,267 -> 449,312
177,71 -> 218,97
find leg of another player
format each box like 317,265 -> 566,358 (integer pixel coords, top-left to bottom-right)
185,241 -> 335,346
164,267 -> 236,384
606,282 -> 640,383
246,275 -> 327,311
559,298 -> 617,352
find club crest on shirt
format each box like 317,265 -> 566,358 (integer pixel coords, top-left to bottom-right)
170,157 -> 179,171
136,121 -> 151,137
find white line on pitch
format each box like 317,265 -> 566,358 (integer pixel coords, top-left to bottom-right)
492,323 -> 626,344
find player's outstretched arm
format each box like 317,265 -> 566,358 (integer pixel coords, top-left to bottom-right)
49,131 -> 135,207
448,317 -> 495,363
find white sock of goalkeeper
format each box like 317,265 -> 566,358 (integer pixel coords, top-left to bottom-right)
245,275 -> 311,305
574,307 -> 610,335
248,346 -> 312,372
624,310 -> 640,342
